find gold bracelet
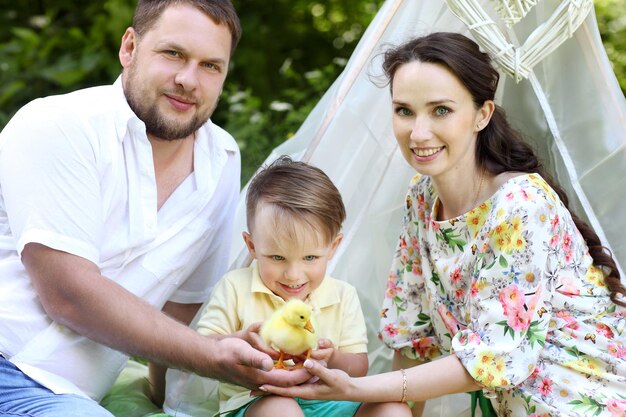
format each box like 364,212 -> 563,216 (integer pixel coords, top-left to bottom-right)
400,368 -> 408,402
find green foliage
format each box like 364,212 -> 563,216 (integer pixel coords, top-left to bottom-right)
0,0 -> 134,127
435,227 -> 467,252
220,59 -> 342,181
0,0 -> 623,183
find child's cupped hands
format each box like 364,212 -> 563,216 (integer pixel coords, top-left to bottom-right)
311,338 -> 335,363
287,338 -> 334,365
239,324 -> 334,368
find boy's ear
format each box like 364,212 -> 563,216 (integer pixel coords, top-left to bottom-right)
242,231 -> 257,258
327,233 -> 343,260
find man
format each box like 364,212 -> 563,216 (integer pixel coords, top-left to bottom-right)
0,1 -> 308,416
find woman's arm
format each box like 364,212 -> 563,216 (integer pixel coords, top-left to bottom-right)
260,353 -> 480,403
393,350 -> 425,417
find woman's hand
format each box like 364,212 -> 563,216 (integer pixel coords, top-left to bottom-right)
259,359 -> 357,401
258,350 -> 483,404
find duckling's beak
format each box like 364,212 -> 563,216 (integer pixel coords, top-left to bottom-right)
304,319 -> 315,333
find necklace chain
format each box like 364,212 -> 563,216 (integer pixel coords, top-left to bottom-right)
436,170 -> 486,220
474,170 -> 485,208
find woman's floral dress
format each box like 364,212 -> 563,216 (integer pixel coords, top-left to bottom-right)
379,173 -> 626,416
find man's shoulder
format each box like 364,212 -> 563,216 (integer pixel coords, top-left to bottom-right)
1,83 -> 128,150
28,84 -> 118,113
13,83 -> 126,133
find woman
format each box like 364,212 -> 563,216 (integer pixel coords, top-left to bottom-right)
259,32 -> 626,417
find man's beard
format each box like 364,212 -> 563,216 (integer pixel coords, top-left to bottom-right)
127,94 -> 204,140
123,68 -> 212,141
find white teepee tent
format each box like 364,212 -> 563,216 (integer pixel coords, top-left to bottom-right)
164,1 -> 626,415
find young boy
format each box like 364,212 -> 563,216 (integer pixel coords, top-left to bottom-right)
165,156 -> 410,417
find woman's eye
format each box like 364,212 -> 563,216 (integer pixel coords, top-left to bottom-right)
435,107 -> 450,116
394,107 -> 412,116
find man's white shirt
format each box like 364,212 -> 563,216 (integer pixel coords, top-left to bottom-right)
0,78 -> 240,400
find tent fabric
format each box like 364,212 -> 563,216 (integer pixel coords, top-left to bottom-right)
112,1 -> 625,416
443,0 -> 595,81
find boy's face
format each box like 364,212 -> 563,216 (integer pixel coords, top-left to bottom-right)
243,204 -> 342,301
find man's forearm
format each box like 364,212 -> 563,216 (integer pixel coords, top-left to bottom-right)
22,243 -> 212,372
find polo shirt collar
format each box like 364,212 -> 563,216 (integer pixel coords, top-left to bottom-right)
250,265 -> 341,310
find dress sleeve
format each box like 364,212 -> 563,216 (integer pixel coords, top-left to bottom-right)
378,175 -> 442,361
451,178 -> 557,388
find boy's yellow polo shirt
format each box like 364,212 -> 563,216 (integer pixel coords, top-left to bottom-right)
196,265 -> 368,414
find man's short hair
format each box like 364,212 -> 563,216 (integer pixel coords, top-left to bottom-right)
132,0 -> 241,55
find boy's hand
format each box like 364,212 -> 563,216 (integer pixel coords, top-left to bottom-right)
310,338 -> 335,364
282,338 -> 334,368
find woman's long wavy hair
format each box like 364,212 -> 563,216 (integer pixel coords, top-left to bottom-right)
382,32 -> 625,306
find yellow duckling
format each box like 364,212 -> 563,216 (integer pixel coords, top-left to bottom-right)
260,298 -> 317,369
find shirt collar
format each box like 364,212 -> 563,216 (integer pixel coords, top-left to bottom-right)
250,265 -> 342,310
194,118 -> 238,155
112,76 -> 238,155
113,76 -> 140,144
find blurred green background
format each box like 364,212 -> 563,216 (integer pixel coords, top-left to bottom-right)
1,0 -> 624,183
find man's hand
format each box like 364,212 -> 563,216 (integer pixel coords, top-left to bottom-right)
233,322 -> 280,360
205,337 -> 311,390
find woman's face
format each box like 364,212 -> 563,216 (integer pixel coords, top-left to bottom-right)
391,61 -> 489,182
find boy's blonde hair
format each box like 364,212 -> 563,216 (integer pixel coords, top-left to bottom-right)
246,156 -> 346,244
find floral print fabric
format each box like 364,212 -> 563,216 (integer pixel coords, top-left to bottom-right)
379,173 -> 626,416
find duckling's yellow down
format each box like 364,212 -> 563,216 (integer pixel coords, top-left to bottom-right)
260,298 -> 318,360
